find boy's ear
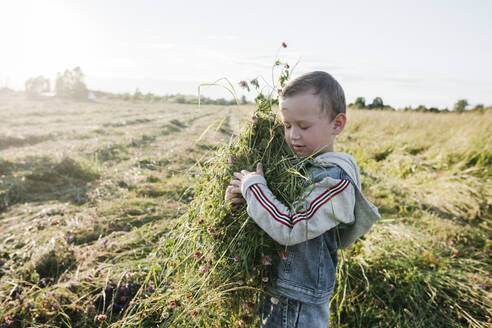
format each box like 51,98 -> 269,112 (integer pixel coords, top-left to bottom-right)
332,113 -> 346,135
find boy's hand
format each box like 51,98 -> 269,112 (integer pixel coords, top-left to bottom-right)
225,182 -> 244,210
233,162 -> 264,187
225,163 -> 264,211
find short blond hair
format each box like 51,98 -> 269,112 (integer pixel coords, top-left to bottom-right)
280,71 -> 346,120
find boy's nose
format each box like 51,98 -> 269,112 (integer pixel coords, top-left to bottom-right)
290,126 -> 300,140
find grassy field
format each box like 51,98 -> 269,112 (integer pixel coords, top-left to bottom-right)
0,92 -> 490,327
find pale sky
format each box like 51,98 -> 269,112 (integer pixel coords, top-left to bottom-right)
1,0 -> 491,108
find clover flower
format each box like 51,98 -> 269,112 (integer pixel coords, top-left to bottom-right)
251,115 -> 258,123
168,299 -> 178,308
233,255 -> 240,262
95,314 -> 107,322
194,251 -> 202,259
262,256 -> 272,265
280,250 -> 288,260
199,264 -> 207,274
4,315 -> 14,325
281,42 -> 287,48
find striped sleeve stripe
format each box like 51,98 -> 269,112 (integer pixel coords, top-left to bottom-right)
293,180 -> 346,216
248,179 -> 350,229
292,179 -> 350,225
253,185 -> 291,221
250,185 -> 293,228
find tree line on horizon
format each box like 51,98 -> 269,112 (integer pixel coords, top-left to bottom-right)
348,96 -> 488,113
21,68 -> 489,112
104,88 -> 251,106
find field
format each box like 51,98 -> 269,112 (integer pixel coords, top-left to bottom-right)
0,92 -> 490,327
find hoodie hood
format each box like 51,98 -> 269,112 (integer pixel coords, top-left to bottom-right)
311,151 -> 381,249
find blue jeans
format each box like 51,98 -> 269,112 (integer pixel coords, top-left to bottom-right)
261,294 -> 330,328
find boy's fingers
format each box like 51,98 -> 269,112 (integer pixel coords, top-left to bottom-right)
230,179 -> 241,187
233,172 -> 243,179
225,186 -> 235,200
225,186 -> 242,201
230,197 -> 245,204
256,162 -> 264,175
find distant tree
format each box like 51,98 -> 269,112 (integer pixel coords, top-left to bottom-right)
174,94 -> 185,104
473,104 -> 484,113
453,99 -> 468,113
428,107 -> 440,113
240,95 -> 248,105
369,97 -> 384,109
25,75 -> 50,96
416,105 -> 427,112
133,88 -> 143,101
144,92 -> 154,102
55,67 -> 89,99
353,97 -> 366,109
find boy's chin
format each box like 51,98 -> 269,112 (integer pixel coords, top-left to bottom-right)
293,150 -> 310,158
294,149 -> 329,159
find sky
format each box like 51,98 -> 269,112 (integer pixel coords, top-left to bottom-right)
1,0 -> 491,108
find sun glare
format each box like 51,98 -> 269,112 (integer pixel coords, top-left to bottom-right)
13,2 -> 93,77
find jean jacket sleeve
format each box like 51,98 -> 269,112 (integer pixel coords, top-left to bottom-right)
241,174 -> 355,246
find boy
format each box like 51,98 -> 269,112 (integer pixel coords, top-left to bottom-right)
225,71 -> 380,327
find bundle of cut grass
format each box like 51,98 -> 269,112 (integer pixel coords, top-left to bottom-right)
116,73 -> 308,327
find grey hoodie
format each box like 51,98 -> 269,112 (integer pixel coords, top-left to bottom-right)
241,152 -> 380,249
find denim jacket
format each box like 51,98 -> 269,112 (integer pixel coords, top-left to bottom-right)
241,152 -> 379,304
274,163 -> 353,304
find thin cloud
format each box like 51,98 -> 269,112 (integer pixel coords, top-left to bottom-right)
206,34 -> 239,41
151,43 -> 176,49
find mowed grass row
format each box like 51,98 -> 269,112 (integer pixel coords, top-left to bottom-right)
0,94 -> 490,327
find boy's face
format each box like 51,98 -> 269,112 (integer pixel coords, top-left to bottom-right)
280,91 -> 344,158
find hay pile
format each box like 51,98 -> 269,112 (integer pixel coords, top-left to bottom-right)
124,74 -> 308,327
